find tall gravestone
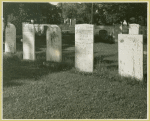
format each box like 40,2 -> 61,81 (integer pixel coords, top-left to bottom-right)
5,23 -> 16,53
46,25 -> 62,62
118,34 -> 143,80
129,24 -> 140,35
75,24 -> 94,72
22,23 -> 35,60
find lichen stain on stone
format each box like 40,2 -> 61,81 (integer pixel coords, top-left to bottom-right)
120,39 -> 124,43
50,31 -> 59,46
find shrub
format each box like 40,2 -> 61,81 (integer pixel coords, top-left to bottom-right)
95,30 -> 115,44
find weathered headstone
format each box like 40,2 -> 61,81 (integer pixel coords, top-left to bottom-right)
69,26 -> 75,33
99,30 -> 108,41
46,25 -> 62,62
34,24 -> 39,34
34,24 -> 46,35
118,34 -> 143,80
114,24 -> 122,42
5,23 -> 16,53
122,25 -> 128,34
75,24 -> 94,72
129,24 -> 140,35
123,20 -> 127,25
72,19 -> 76,26
22,23 -> 35,60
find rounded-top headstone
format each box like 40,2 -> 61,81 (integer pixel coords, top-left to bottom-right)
22,23 -> 35,60
5,23 -> 16,53
46,25 -> 62,62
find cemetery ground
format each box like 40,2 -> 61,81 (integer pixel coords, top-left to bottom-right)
3,34 -> 147,119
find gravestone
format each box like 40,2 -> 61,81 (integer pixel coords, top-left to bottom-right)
72,19 -> 76,26
114,24 -> 122,42
34,24 -> 39,34
123,20 -> 127,25
46,25 -> 62,62
118,34 -> 143,80
75,24 -> 94,72
122,25 -> 128,34
129,24 -> 140,35
5,23 -> 16,53
69,26 -> 75,33
22,23 -> 35,60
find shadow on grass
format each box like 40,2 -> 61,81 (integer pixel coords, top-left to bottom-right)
94,54 -> 117,67
107,65 -> 118,70
62,33 -> 75,66
94,34 -> 115,44
3,52 -> 73,87
35,34 -> 75,50
106,73 -> 147,88
62,34 -> 75,50
3,34 -> 76,87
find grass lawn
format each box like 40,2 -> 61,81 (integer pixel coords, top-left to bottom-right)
3,35 -> 147,119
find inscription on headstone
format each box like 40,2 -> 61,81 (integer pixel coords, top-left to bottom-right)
23,23 -> 35,60
118,34 -> 143,80
75,24 -> 94,72
5,23 -> 16,53
46,25 -> 62,62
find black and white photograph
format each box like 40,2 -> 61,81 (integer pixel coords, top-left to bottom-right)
2,1 -> 148,119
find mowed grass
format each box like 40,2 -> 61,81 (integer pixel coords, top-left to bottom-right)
3,35 -> 147,119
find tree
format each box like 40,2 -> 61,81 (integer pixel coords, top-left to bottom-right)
3,2 -> 61,25
58,3 -> 93,24
3,2 -> 62,36
94,3 -> 147,25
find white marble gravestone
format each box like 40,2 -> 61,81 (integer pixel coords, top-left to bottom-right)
129,24 -> 140,35
22,23 -> 35,60
5,23 -> 16,53
118,34 -> 143,80
75,24 -> 94,72
46,25 -> 62,62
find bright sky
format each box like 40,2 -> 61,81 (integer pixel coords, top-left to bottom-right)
49,2 -> 59,5
49,2 -> 81,5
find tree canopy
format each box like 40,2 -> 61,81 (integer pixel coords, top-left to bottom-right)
3,2 -> 61,25
3,2 -> 147,26
58,2 -> 147,25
